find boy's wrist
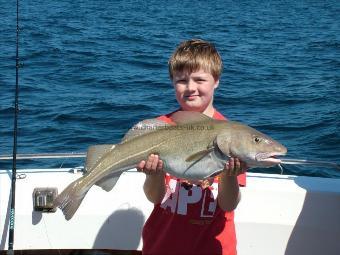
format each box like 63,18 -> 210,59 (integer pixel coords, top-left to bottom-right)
145,170 -> 165,179
218,171 -> 238,183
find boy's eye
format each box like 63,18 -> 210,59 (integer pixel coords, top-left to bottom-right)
195,78 -> 206,82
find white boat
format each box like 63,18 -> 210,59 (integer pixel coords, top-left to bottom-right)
1,164 -> 340,255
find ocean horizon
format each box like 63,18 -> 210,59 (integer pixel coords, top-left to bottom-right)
1,0 -> 339,177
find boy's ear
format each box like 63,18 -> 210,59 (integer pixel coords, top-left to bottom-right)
214,79 -> 220,89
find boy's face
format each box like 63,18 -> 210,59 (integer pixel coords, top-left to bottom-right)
172,69 -> 219,114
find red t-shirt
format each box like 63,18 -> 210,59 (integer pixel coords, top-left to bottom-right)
142,110 -> 246,255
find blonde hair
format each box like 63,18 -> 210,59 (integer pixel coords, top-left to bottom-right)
168,39 -> 223,81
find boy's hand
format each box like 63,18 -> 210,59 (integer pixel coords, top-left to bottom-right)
137,154 -> 164,175
138,154 -> 166,204
224,157 -> 248,176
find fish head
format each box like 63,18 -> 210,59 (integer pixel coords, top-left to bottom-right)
217,122 -> 287,168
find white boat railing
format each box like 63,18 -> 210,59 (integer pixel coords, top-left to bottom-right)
0,152 -> 86,160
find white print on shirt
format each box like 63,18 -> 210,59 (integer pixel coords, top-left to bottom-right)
160,179 -> 218,217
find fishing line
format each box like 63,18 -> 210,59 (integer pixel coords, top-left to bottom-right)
8,0 -> 20,254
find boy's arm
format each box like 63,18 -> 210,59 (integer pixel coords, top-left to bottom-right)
137,154 -> 166,204
217,157 -> 247,212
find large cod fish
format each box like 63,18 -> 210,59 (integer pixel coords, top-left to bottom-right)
54,111 -> 287,220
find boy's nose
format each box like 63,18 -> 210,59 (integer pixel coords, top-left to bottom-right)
187,79 -> 197,91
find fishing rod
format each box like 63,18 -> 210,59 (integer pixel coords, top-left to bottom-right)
7,1 -> 20,254
280,158 -> 340,170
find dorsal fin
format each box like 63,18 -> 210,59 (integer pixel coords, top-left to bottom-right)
121,118 -> 170,143
85,144 -> 115,172
170,111 -> 213,125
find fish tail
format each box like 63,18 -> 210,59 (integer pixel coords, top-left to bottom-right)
53,179 -> 88,220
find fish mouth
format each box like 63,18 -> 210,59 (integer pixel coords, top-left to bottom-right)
255,152 -> 286,164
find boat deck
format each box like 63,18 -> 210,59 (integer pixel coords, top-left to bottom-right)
1,168 -> 340,255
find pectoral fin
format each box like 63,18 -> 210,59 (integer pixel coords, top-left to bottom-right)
182,146 -> 229,179
185,147 -> 215,162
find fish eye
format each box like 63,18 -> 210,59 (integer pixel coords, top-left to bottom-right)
254,136 -> 262,143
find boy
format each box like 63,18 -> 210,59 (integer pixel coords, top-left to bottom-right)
137,39 -> 247,255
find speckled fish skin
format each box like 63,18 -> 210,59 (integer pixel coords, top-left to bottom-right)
54,111 -> 287,220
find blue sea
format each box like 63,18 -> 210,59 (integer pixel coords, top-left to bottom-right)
1,0 -> 339,177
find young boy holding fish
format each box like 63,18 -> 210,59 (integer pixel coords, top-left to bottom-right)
137,39 -> 247,255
